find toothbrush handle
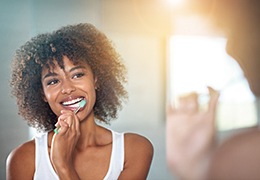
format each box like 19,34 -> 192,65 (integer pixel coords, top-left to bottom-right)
74,106 -> 81,114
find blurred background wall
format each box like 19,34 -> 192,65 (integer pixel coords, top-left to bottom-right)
1,0 -> 258,179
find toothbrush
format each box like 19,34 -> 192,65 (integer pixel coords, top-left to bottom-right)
74,99 -> 87,114
54,99 -> 86,134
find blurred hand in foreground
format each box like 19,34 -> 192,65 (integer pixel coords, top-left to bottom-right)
166,87 -> 220,180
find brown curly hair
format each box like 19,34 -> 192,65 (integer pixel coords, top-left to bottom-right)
10,23 -> 128,131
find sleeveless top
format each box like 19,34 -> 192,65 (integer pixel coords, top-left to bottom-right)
33,129 -> 124,180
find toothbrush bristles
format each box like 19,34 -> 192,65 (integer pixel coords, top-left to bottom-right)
74,99 -> 86,114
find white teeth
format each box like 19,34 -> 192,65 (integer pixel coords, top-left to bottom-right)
62,98 -> 83,106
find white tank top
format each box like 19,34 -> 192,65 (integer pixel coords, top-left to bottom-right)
33,129 -> 124,180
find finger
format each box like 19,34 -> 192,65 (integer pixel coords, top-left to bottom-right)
56,114 -> 70,127
73,113 -> 80,132
60,111 -> 74,127
166,103 -> 177,125
60,112 -> 79,133
55,120 -> 70,134
166,103 -> 175,115
65,115 -> 75,131
178,92 -> 199,114
207,86 -> 220,113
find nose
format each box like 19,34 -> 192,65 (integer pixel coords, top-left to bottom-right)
61,80 -> 76,94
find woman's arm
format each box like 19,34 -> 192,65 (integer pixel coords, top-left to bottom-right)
118,133 -> 154,180
207,129 -> 260,179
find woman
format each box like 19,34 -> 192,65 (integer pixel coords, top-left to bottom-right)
6,23 -> 153,179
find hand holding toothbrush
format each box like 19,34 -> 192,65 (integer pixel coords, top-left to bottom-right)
54,100 -> 86,134
50,100 -> 86,178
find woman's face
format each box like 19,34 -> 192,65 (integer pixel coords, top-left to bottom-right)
41,56 -> 97,120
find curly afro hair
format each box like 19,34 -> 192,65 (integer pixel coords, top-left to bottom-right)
10,23 -> 128,131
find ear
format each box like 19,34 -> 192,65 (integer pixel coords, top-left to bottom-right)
41,90 -> 48,102
43,96 -> 47,102
94,77 -> 98,90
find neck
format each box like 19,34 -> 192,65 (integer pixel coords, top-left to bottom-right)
76,113 -> 99,150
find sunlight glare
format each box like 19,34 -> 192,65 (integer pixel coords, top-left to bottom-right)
167,0 -> 185,6
168,35 -> 256,130
168,35 -> 253,102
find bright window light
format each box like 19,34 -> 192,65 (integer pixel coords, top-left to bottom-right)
167,0 -> 184,6
168,35 -> 257,130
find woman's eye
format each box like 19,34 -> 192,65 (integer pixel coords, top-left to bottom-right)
73,72 -> 85,79
47,79 -> 59,85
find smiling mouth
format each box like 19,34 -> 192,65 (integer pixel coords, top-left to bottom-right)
61,97 -> 85,108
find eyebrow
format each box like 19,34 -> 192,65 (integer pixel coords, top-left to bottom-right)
42,65 -> 87,81
42,72 -> 58,81
69,65 -> 87,73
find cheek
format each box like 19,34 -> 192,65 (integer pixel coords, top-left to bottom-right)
44,93 -> 51,102
42,88 -> 55,102
84,83 -> 97,102
43,94 -> 51,104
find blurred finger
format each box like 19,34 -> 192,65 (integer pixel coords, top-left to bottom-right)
207,86 -> 220,113
178,92 -> 199,113
166,103 -> 175,115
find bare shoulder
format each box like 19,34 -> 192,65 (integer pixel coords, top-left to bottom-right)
6,139 -> 35,179
207,128 -> 260,179
118,133 -> 153,179
124,133 -> 154,156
